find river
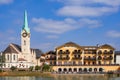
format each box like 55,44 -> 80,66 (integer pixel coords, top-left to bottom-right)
0,75 -> 120,80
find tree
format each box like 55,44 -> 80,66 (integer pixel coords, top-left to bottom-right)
42,64 -> 50,72
35,65 -> 41,71
0,53 -> 5,72
29,66 -> 34,71
10,66 -> 17,71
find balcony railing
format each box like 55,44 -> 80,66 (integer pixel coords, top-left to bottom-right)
84,57 -> 96,60
98,51 -> 102,54
103,57 -> 113,60
58,51 -> 70,54
72,51 -> 82,54
72,57 -> 82,60
58,57 -> 70,60
103,50 -> 113,54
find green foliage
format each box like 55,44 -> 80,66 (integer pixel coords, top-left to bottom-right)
10,66 -> 17,71
0,54 -> 5,68
42,64 -> 50,71
29,66 -> 34,71
35,65 -> 41,71
0,69 -> 2,72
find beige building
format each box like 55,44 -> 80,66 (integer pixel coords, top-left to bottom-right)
46,42 -> 120,73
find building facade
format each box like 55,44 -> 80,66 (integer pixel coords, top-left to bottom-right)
2,11 -> 43,70
47,42 -> 120,73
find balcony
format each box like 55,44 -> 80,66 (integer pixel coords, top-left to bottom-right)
72,50 -> 82,54
103,50 -> 113,54
103,56 -> 113,60
72,57 -> 82,60
98,56 -> 102,60
58,57 -> 70,60
84,57 -> 96,60
58,50 -> 70,54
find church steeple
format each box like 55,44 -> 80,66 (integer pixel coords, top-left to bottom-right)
21,10 -> 30,55
22,10 -> 30,33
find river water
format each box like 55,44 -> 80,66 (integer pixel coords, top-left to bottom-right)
0,75 -> 120,80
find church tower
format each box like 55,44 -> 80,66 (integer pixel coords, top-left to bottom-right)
21,11 -> 30,54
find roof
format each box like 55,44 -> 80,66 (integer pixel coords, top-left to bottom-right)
3,43 -> 21,54
34,49 -> 43,58
115,51 -> 120,55
46,51 -> 56,55
22,10 -> 30,33
98,44 -> 115,50
56,42 -> 83,49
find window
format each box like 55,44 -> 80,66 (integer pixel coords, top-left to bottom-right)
13,55 -> 15,60
24,40 -> 26,45
7,55 -> 9,60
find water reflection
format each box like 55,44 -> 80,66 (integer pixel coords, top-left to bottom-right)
0,75 -> 119,80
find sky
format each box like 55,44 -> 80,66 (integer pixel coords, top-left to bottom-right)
0,0 -> 120,52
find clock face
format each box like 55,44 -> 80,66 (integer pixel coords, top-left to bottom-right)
22,33 -> 27,37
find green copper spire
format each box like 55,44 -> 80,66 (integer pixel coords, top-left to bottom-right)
22,10 -> 30,33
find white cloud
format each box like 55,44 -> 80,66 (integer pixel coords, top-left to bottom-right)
57,6 -> 118,17
0,0 -> 13,5
55,0 -> 120,17
32,18 -> 101,34
107,30 -> 120,38
46,35 -> 59,39
57,0 -> 120,7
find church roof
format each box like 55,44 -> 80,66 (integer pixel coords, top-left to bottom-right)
3,43 -> 21,54
3,43 -> 43,58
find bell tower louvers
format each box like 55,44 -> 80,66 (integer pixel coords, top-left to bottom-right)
21,11 -> 30,55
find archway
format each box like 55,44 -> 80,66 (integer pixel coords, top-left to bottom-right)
79,68 -> 82,72
99,68 -> 103,72
89,68 -> 92,72
73,68 -> 77,72
94,68 -> 97,72
58,68 -> 62,72
84,68 -> 87,72
63,68 -> 67,72
68,68 -> 72,72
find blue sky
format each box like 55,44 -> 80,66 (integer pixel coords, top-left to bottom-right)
0,0 -> 120,52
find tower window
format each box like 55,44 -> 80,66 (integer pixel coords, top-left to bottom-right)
24,40 -> 26,45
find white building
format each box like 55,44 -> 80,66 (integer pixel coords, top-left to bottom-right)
115,51 -> 120,64
2,11 -> 43,70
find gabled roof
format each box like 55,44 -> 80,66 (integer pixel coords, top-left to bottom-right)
56,42 -> 82,49
3,43 -> 21,54
98,44 -> 115,50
